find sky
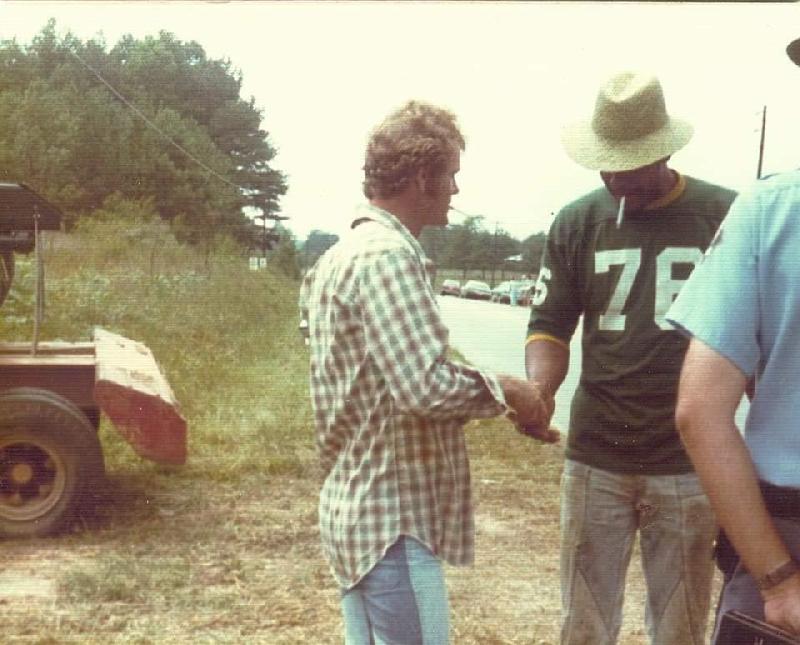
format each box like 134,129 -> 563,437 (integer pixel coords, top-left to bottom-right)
1,1 -> 800,240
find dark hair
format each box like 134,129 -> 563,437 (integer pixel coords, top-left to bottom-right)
363,100 -> 465,199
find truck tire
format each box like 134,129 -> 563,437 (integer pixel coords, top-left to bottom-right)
0,388 -> 105,537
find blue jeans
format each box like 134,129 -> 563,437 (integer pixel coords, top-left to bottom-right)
341,536 -> 450,644
560,460 -> 717,645
712,516 -> 800,643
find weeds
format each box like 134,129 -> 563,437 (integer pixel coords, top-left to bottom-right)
60,554 -> 191,604
0,222 -> 675,643
1,220 -> 333,642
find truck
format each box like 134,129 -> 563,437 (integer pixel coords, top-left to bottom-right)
0,183 -> 187,537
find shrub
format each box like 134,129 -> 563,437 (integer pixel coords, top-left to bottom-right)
0,216 -> 311,479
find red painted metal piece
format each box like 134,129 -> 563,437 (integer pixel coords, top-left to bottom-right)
0,330 -> 187,466
92,328 -> 187,466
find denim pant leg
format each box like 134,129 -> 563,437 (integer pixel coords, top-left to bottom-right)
637,472 -> 717,645
560,460 -> 638,645
404,537 -> 450,644
342,588 -> 375,645
712,516 -> 800,644
340,536 -> 450,645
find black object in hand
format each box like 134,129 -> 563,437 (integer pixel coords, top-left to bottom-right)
717,610 -> 800,644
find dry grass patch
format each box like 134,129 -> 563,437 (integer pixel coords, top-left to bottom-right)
0,223 -> 719,643
1,428 -> 720,644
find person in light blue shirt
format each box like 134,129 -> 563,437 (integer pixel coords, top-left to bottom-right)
667,36 -> 800,639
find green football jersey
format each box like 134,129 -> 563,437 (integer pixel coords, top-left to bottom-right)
527,176 -> 736,474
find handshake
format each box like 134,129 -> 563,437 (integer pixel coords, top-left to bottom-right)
497,375 -> 560,444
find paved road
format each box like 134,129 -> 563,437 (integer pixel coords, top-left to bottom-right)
437,294 -> 579,430
437,295 -> 748,431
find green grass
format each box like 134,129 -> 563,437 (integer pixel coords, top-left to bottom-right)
0,220 -> 683,644
1,219 -> 317,533
2,219 -> 311,471
2,220 -> 328,641
60,554 -> 192,603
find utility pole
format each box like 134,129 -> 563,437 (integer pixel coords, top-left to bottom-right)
254,211 -> 290,269
490,221 -> 499,286
757,105 -> 766,179
261,214 -> 269,267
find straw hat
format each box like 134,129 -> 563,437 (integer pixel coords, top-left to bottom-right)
787,37 -> 800,66
561,71 -> 693,172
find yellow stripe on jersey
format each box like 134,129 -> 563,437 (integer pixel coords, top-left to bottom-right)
644,172 -> 686,211
525,333 -> 569,350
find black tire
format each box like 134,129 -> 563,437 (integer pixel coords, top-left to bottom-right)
0,388 -> 105,538
0,251 -> 14,306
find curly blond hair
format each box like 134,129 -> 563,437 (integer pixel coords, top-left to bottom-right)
363,100 -> 465,199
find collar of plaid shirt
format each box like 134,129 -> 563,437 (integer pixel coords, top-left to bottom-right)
351,202 -> 429,262
301,203 -> 507,589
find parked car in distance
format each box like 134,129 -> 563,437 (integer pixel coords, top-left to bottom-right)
460,279 -> 492,300
491,281 -> 512,303
516,279 -> 537,306
440,279 -> 461,296
493,279 -> 537,305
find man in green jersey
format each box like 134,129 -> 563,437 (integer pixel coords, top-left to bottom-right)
524,72 -> 736,644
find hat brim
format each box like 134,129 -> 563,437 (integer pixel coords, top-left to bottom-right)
561,117 -> 694,172
788,37 -> 800,66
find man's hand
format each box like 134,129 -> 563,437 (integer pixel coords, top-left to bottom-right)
497,376 -> 559,443
517,420 -> 561,444
763,573 -> 800,634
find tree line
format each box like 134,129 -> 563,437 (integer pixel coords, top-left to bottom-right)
299,217 -> 547,282
0,20 -> 286,252
0,22 -> 547,280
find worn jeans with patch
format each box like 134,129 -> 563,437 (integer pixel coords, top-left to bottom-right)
340,536 -> 450,644
560,460 -> 717,645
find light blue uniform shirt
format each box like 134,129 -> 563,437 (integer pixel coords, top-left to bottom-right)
667,170 -> 800,487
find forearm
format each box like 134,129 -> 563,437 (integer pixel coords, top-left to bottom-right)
677,340 -> 791,588
507,337 -> 567,442
679,411 -> 790,580
525,337 -> 569,396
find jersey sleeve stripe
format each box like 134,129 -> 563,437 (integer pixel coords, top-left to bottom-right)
525,333 -> 570,350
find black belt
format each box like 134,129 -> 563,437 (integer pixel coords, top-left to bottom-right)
760,480 -> 800,519
714,481 -> 800,578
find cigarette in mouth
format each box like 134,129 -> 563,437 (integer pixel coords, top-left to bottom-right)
616,196 -> 626,228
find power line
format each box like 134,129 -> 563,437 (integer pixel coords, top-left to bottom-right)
66,48 -> 256,195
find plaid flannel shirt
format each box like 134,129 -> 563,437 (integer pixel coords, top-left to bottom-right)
299,204 -> 507,589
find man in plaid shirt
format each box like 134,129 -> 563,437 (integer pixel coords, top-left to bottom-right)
300,100 -> 553,644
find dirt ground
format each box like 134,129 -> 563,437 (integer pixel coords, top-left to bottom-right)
0,440 -> 720,644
